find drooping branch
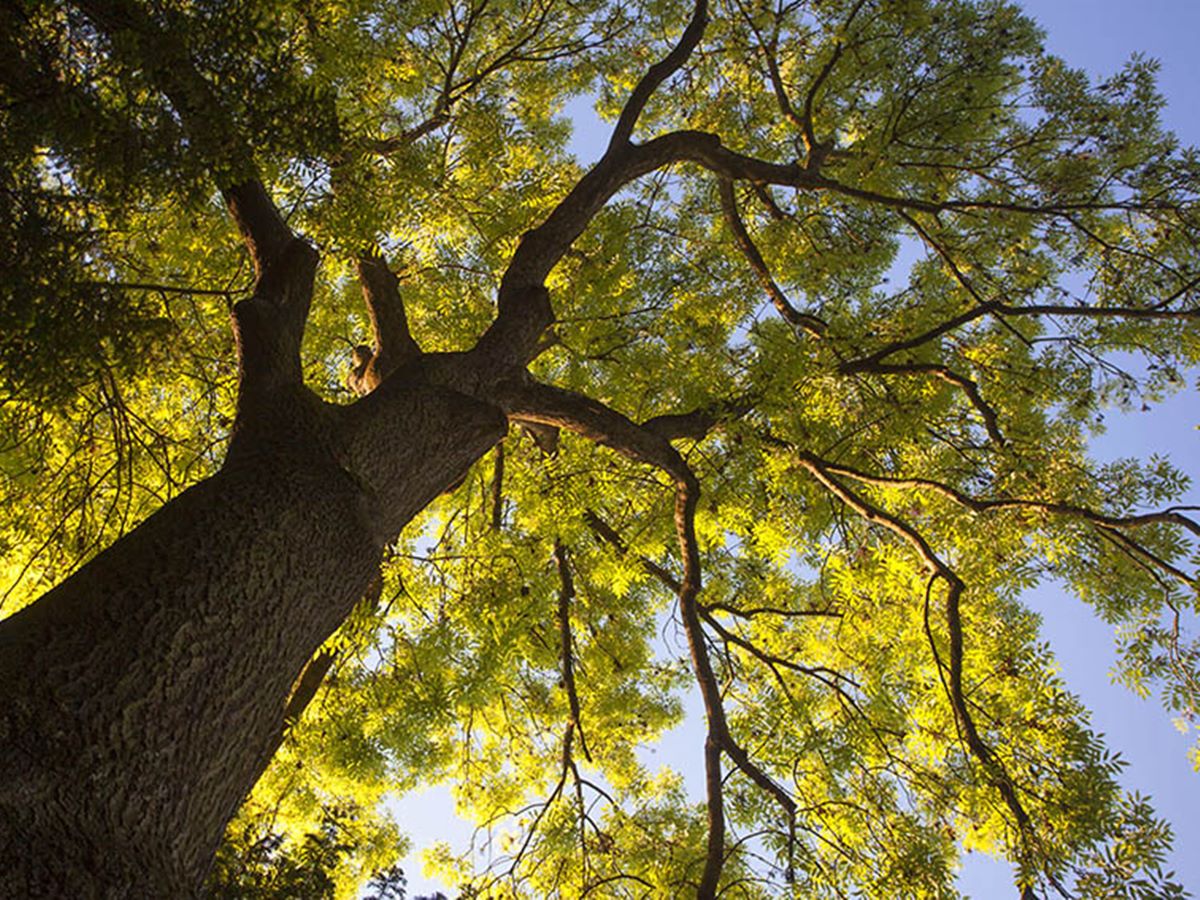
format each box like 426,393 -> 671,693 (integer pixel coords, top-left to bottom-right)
584,510 -> 681,593
1096,526 -> 1197,590
673,469 -> 727,900
495,376 -> 802,894
718,178 -> 826,337
553,541 -> 592,763
490,442 -> 505,531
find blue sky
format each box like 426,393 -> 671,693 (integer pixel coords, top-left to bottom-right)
393,2 -> 1200,896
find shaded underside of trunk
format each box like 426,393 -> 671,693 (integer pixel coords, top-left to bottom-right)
0,378 -> 506,896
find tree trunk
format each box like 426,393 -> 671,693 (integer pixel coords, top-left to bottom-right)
0,376 -> 506,897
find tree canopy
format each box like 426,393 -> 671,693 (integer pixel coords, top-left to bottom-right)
1,0 -> 1198,896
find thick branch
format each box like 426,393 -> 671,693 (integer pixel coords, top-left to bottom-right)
351,253 -> 423,392
230,238 -> 320,403
495,377 -> 689,476
282,650 -> 335,728
497,376 -> 801,893
76,0 -> 320,409
474,0 -> 709,367
641,394 -> 754,443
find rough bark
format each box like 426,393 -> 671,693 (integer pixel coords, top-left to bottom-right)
0,352 -> 506,897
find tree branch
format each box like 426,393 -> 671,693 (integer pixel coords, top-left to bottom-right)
348,253 -> 423,394
809,456 -> 1200,541
554,541 -> 592,763
490,442 -> 505,531
584,510 -> 681,593
718,178 -> 826,337
798,0 -> 868,168
608,0 -> 709,150
473,0 -> 710,367
495,375 -> 804,893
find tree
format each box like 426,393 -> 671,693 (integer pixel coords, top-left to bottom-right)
1,0 -> 1197,895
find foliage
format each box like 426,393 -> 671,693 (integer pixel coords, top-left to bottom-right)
2,0 -> 1199,896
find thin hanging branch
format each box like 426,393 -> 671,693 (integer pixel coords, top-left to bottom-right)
718,178 -> 826,337
490,442 -> 505,531
553,541 -> 592,763
495,376 -> 800,895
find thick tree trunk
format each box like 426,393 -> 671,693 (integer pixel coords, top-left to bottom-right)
0,377 -> 506,897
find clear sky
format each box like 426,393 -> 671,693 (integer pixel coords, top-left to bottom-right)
393,2 -> 1200,896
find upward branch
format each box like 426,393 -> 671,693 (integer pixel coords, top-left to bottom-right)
73,0 -> 293,274
349,254 -> 423,395
473,0 -> 709,367
608,0 -> 709,151
73,0 -> 318,414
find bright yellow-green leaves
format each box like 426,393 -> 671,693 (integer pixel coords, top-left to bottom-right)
4,0 -> 1200,895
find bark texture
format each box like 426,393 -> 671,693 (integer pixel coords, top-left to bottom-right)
0,372 -> 505,896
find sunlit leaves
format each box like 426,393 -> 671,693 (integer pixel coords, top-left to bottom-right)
4,0 -> 1200,895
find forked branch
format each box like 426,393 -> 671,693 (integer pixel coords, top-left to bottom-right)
608,0 -> 709,150
810,456 -> 1200,541
844,360 -> 1006,446
795,452 -> 1035,839
476,0 -> 710,366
